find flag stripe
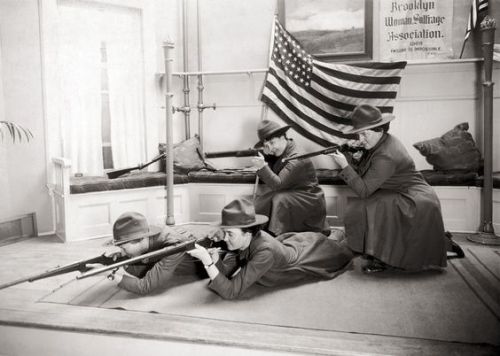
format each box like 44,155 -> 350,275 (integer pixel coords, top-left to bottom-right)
268,66 -> 354,120
262,81 -> 353,140
313,69 -> 399,99
310,76 -> 395,110
314,63 -> 402,85
269,65 -> 395,119
314,61 -> 405,80
261,94 -> 354,145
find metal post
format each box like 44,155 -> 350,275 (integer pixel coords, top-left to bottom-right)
468,16 -> 500,245
163,41 -> 175,226
182,0 -> 191,139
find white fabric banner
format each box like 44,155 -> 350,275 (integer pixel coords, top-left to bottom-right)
380,0 -> 453,60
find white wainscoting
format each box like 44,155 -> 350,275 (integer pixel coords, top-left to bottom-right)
53,158 -> 487,242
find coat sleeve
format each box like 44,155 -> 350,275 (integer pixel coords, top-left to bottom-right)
257,159 -> 311,190
208,247 -> 274,299
339,153 -> 396,198
118,252 -> 188,295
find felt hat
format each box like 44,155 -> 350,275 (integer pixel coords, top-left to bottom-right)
343,105 -> 395,134
217,198 -> 268,228
256,120 -> 290,144
113,212 -> 162,246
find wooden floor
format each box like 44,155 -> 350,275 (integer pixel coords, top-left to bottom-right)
0,233 -> 498,356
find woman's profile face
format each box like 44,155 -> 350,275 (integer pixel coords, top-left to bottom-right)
223,228 -> 251,250
358,129 -> 383,150
263,135 -> 287,157
120,238 -> 149,257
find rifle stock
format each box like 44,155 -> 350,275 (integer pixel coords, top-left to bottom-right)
106,153 -> 166,179
0,254 -> 128,290
204,148 -> 263,159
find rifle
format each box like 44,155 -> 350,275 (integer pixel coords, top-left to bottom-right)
283,144 -> 365,163
77,237 -> 212,280
282,145 -> 344,163
106,153 -> 166,179
0,254 -> 129,290
204,148 -> 263,159
0,236 -> 215,290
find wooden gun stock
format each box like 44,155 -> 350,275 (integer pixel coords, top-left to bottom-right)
204,148 -> 263,159
106,153 -> 166,179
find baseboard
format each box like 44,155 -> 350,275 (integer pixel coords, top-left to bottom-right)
0,213 -> 37,244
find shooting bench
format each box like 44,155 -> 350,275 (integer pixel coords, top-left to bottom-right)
52,156 -> 499,242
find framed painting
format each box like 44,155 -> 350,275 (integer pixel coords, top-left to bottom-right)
277,0 -> 373,61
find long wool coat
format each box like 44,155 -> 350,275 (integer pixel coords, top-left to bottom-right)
339,133 -> 447,271
208,231 -> 353,299
255,140 -> 328,235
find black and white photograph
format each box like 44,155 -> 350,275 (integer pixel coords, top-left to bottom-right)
0,0 -> 499,355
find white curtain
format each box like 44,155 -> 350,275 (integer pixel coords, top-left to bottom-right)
57,4 -> 103,176
106,10 -> 146,169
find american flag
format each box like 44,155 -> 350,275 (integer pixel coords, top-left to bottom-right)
464,0 -> 489,41
260,18 -> 406,147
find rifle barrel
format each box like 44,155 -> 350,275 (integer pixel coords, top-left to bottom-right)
283,145 -> 340,163
106,153 -> 166,179
76,238 -> 207,280
0,254 -> 123,290
205,148 -> 262,159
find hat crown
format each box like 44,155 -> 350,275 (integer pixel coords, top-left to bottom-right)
257,120 -> 289,142
350,105 -> 384,129
221,199 -> 258,227
113,212 -> 150,245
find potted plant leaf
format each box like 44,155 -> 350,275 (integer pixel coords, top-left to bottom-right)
0,121 -> 33,142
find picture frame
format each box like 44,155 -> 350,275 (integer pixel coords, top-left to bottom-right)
277,0 -> 373,62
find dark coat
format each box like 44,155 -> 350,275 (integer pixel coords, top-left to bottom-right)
255,140 -> 328,235
208,231 -> 353,299
118,228 -> 205,295
339,133 -> 447,271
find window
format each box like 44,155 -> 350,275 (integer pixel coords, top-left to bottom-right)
43,0 -> 149,175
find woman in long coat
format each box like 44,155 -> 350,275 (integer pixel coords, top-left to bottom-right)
187,199 -> 353,299
251,120 -> 329,236
330,105 -> 459,273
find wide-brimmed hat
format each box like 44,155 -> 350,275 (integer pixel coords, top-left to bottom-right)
256,120 -> 290,145
113,212 -> 162,246
216,199 -> 268,228
343,105 -> 395,134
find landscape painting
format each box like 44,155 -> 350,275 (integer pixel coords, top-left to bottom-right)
280,0 -> 372,61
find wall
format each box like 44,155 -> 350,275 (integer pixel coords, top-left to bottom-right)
0,0 -> 50,232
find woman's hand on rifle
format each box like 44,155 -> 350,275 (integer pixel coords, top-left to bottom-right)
329,150 -> 349,169
251,152 -> 267,170
187,244 -> 220,280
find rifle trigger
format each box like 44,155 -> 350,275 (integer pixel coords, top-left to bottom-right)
107,267 -> 119,281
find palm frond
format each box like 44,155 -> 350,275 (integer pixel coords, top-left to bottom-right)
0,121 -> 33,143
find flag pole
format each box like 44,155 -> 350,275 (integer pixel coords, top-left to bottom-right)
468,15 -> 500,245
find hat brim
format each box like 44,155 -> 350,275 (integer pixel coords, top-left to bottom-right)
113,225 -> 163,246
343,113 -> 395,135
255,126 -> 291,147
215,214 -> 269,228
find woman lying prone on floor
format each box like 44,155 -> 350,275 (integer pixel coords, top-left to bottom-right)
104,212 -> 224,295
187,198 -> 353,300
